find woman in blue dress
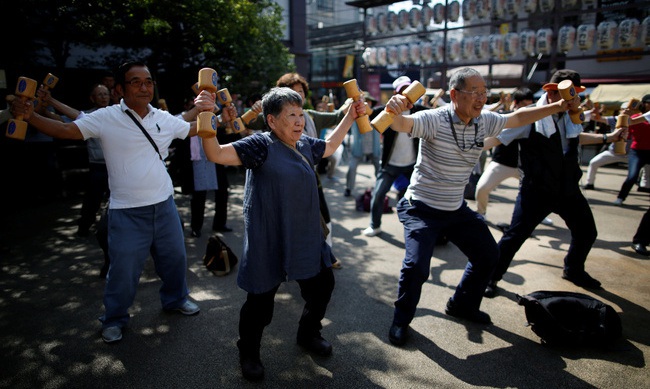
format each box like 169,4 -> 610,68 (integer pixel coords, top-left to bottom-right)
200,87 -> 365,381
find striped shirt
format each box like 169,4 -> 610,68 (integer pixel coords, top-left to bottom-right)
405,106 -> 507,211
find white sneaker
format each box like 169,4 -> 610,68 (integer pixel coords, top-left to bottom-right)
541,217 -> 553,226
614,198 -> 623,206
362,227 -> 382,237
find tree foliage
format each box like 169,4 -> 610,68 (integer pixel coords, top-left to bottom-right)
3,0 -> 294,107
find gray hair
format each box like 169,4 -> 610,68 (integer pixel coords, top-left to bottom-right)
449,67 -> 483,91
262,87 -> 303,127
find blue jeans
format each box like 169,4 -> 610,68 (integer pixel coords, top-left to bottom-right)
100,196 -> 189,328
618,148 -> 650,200
370,164 -> 414,228
392,198 -> 498,326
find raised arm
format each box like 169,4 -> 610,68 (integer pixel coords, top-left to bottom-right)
503,99 -> 568,129
11,97 -> 83,140
323,100 -> 365,157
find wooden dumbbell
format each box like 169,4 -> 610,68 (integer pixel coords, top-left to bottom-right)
6,77 -> 38,140
557,80 -> 585,124
240,106 -> 261,125
216,88 -> 245,134
33,73 -> 59,111
614,114 -> 629,155
371,81 -> 426,133
627,98 -> 641,114
196,68 -> 219,138
343,79 -> 373,134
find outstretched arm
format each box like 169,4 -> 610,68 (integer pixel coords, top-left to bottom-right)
11,97 -> 83,140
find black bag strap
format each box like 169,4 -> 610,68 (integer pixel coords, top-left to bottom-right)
125,110 -> 163,161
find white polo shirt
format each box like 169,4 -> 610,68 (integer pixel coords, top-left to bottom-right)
75,100 -> 190,209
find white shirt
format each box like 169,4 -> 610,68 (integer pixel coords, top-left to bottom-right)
75,100 -> 190,209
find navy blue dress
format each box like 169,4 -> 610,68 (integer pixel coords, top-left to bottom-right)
232,132 -> 334,294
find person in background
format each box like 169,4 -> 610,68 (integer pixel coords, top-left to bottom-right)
484,70 -> 627,298
344,91 -> 381,198
199,87 -> 366,381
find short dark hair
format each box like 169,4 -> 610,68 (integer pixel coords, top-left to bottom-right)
449,67 -> 482,91
115,61 -> 148,87
262,87 -> 303,127
276,73 -> 309,97
513,88 -> 534,103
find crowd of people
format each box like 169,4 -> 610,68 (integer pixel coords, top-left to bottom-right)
3,62 -> 648,381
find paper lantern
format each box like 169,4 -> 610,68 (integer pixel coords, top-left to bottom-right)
420,42 -> 433,64
504,32 -> 520,57
505,0 -> 520,16
489,34 -> 504,59
366,15 -> 377,34
476,0 -> 489,19
377,47 -> 388,66
433,4 -> 445,24
536,28 -> 553,55
597,21 -> 617,50
362,47 -> 377,67
618,19 -> 639,48
520,30 -> 537,56
422,4 -> 433,26
462,0 -> 476,21
560,0 -> 577,8
409,8 -> 421,29
449,1 -> 461,22
387,12 -> 398,31
577,24 -> 595,51
491,0 -> 506,18
523,0 -> 537,13
558,25 -> 576,53
461,37 -> 475,60
448,39 -> 461,61
474,35 -> 490,58
399,44 -> 410,65
387,46 -> 399,64
409,43 -> 421,64
539,0 -> 554,12
398,9 -> 409,29
377,13 -> 388,33
642,17 -> 650,46
431,36 -> 445,62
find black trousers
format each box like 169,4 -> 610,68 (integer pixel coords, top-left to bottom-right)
237,266 -> 335,356
79,163 -> 109,232
633,207 -> 650,246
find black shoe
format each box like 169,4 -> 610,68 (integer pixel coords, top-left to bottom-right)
583,184 -> 595,190
191,230 -> 201,238
388,323 -> 409,346
484,281 -> 498,298
344,188 -> 351,197
637,187 -> 650,193
633,243 -> 650,256
240,355 -> 264,381
562,270 -> 602,289
445,299 -> 492,324
297,336 -> 332,356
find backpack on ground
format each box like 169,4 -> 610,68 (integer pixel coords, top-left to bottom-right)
203,235 -> 238,276
355,188 -> 392,213
517,291 -> 622,346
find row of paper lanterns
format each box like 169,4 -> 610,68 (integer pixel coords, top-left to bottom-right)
363,18 -> 650,66
366,0 -> 599,33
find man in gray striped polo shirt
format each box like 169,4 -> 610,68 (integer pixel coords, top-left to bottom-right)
384,67 -> 581,347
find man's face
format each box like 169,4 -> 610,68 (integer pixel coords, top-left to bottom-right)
119,66 -> 154,108
546,89 -> 561,104
90,85 -> 111,108
452,75 -> 488,121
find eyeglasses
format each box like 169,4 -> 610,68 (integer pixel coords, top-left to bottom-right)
455,89 -> 489,100
126,79 -> 155,88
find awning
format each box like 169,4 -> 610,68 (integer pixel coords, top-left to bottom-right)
588,84 -> 650,108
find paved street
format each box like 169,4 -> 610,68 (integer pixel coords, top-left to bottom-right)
1,157 -> 648,389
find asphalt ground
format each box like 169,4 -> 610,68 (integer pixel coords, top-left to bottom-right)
1,155 -> 648,389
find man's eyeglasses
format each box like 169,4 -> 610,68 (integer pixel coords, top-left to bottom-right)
455,89 -> 489,100
126,79 -> 155,88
